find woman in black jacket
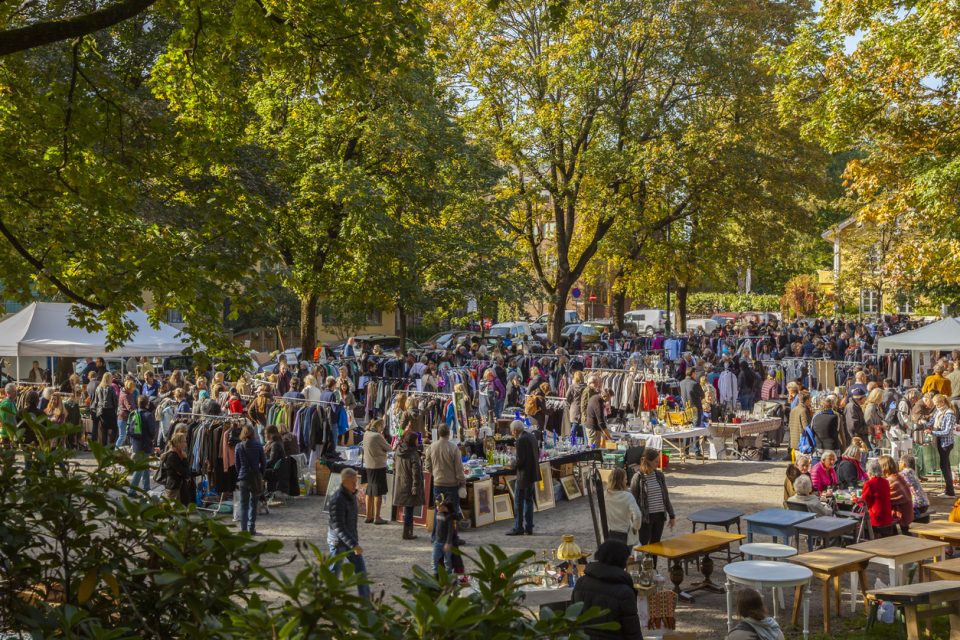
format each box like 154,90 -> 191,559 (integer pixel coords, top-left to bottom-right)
809,396 -> 841,455
629,448 -> 675,546
572,541 -> 643,640
162,432 -> 193,506
393,430 -> 424,540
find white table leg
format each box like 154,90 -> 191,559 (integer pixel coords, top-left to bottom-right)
803,582 -> 811,640
776,585 -> 785,612
849,571 -> 858,613
726,579 -> 734,630
771,583 -> 779,619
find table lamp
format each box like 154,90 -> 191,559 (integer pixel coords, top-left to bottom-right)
556,534 -> 582,586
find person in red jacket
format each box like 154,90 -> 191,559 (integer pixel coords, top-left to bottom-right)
861,458 -> 896,537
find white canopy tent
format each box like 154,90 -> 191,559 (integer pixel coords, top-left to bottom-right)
877,317 -> 960,353
0,303 -> 187,380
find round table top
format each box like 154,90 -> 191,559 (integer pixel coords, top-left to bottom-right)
740,543 -> 798,559
724,560 -> 812,586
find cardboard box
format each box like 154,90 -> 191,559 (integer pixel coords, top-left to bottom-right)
555,463 -> 575,477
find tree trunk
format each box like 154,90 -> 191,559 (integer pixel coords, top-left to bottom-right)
549,280 -> 573,345
299,293 -> 318,358
612,289 -> 626,330
676,285 -> 688,333
397,304 -> 408,355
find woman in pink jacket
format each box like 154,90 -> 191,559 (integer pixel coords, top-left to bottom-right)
809,450 -> 839,493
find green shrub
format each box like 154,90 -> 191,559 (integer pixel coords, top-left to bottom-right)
0,416 -> 611,639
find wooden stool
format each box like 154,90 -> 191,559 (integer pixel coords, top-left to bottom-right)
789,548 -> 872,634
867,580 -> 960,640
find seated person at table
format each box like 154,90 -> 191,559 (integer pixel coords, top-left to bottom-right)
861,458 -> 897,538
795,454 -> 812,477
726,587 -> 785,640
783,464 -> 801,508
898,454 -> 930,516
835,442 -> 868,488
787,475 -> 833,516
572,540 -> 643,640
810,451 -> 838,493
880,454 -> 914,535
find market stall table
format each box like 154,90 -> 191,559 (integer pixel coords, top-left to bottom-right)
614,426 -> 709,464
849,535 -> 949,587
745,509 -> 816,547
636,531 -> 745,602
724,560 -> 813,639
789,548 -> 873,632
793,516 -> 860,551
707,418 -> 782,460
910,521 -> 960,546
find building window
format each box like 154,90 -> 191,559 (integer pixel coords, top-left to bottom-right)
896,292 -> 913,315
859,289 -> 879,315
164,309 -> 184,325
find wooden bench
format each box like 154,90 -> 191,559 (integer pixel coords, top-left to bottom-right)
867,580 -> 960,640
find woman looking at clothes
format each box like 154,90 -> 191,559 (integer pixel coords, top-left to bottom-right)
393,429 -> 424,540
630,448 -> 675,546
362,419 -> 391,525
605,468 -> 643,545
161,432 -> 193,507
116,379 -> 136,448
235,425 -> 265,535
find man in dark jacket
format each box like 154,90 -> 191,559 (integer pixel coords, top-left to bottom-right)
506,420 -> 540,536
327,467 -> 370,598
844,388 -> 868,445
810,395 -> 841,452
127,396 -> 157,495
571,540 -> 643,640
584,380 -> 612,447
679,369 -> 704,426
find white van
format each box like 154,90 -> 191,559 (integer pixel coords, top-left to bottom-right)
623,309 -> 674,335
530,310 -> 580,333
489,321 -> 534,342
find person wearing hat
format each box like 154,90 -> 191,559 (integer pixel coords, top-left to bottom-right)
571,540 -> 643,639
844,387 -> 869,446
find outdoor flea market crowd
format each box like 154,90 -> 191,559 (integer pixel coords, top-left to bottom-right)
3,313 -> 960,639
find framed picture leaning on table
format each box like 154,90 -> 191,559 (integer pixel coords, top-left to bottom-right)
560,475 -> 582,500
493,493 -> 514,521
473,478 -> 495,527
534,462 -> 555,511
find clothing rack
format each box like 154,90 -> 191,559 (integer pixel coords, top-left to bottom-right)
278,396 -> 342,406
394,389 -> 453,398
175,412 -> 239,421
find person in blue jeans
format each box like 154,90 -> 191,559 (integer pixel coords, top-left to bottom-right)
506,420 -> 539,536
327,467 -> 370,598
234,425 -> 265,535
432,493 -> 459,574
127,396 -> 157,495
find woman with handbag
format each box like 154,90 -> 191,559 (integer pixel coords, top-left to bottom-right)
160,433 -> 193,506
235,425 -> 266,534
393,430 -> 424,540
630,448 -> 675,546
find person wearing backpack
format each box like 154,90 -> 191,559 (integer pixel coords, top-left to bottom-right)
789,392 -> 813,460
235,425 -> 266,534
127,395 -> 158,496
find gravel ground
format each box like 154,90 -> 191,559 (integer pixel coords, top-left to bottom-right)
242,457 -> 958,638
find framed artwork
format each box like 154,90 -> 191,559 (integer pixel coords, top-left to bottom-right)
493,493 -> 514,522
504,476 -> 517,501
472,478 -> 495,528
395,471 -> 432,527
560,475 -> 582,500
534,462 -> 555,511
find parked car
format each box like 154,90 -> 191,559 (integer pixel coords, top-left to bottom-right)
421,330 -> 479,350
529,310 -> 581,334
557,323 -> 601,346
623,309 -> 674,335
72,357 -> 125,378
330,334 -> 422,356
711,313 -> 739,328
488,321 -> 535,343
686,318 -> 720,333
